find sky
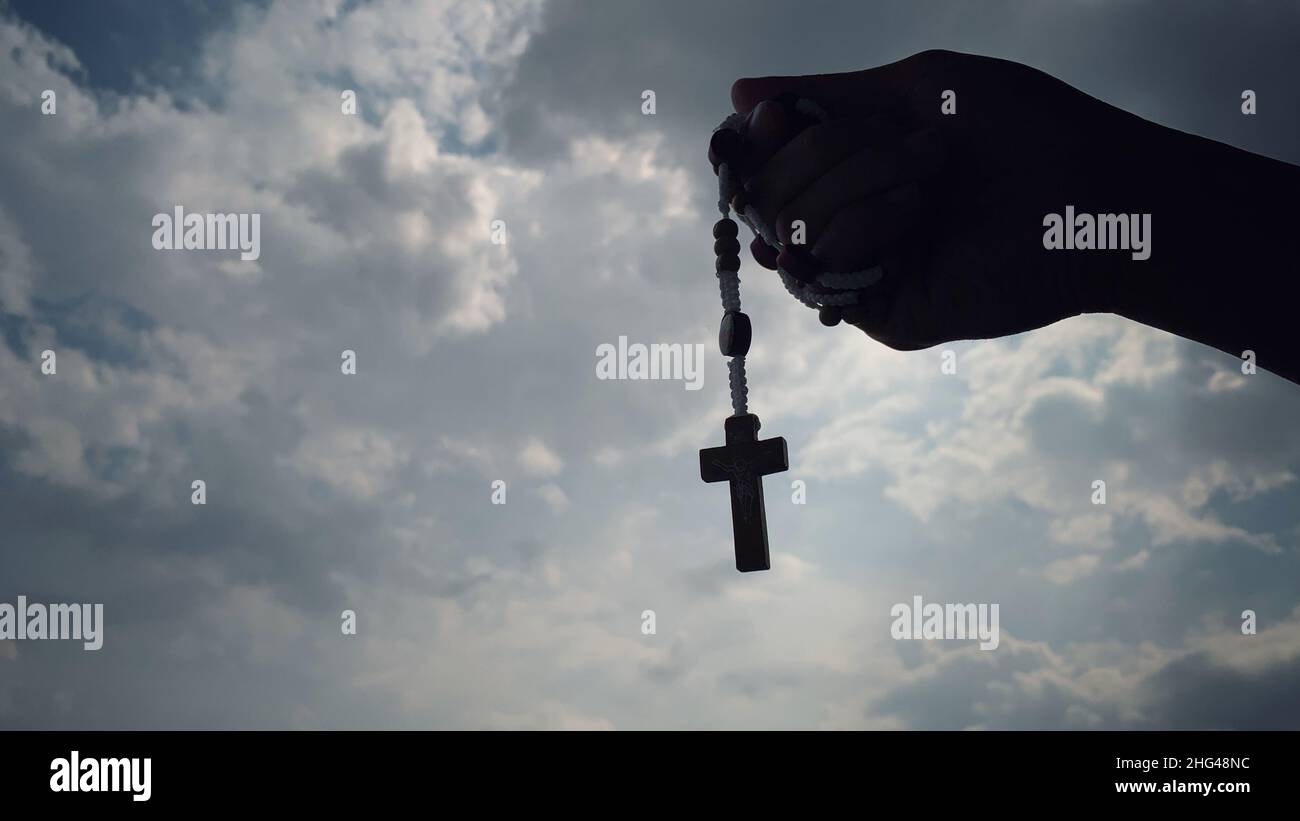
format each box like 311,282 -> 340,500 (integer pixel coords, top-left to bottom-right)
2,0 -> 1300,729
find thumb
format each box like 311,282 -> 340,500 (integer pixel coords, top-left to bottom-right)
730,51 -> 941,115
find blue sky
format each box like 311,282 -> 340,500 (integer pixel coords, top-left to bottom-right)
2,0 -> 1300,729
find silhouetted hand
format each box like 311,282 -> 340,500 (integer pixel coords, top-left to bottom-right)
716,50 -> 1300,384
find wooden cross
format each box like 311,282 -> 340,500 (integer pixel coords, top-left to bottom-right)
699,413 -> 788,572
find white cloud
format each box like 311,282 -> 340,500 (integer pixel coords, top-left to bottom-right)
1048,512 -> 1114,551
535,482 -> 570,512
519,438 -> 563,477
1042,554 -> 1102,585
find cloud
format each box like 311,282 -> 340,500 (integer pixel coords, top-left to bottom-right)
535,482 -> 570,512
519,438 -> 564,477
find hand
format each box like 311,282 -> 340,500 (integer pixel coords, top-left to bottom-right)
720,50 -> 1160,349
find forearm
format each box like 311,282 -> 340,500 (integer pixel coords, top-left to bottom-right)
1113,123 -> 1300,382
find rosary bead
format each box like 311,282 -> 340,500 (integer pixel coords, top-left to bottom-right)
712,218 -> 738,239
716,253 -> 741,272
818,306 -> 843,327
713,237 -> 741,256
719,310 -> 752,356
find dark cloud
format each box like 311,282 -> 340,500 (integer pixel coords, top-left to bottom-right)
1143,650 -> 1300,730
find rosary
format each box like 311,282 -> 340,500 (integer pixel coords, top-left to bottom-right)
699,96 -> 883,572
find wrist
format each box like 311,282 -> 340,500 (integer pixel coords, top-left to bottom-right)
1107,121 -> 1300,378
1088,119 -> 1199,322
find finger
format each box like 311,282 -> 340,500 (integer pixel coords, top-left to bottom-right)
840,256 -> 905,339
841,293 -> 894,339
707,128 -> 744,172
774,128 -> 943,246
750,235 -> 778,270
730,56 -> 914,115
839,255 -> 938,351
776,246 -> 820,284
775,247 -> 845,298
744,114 -> 900,231
809,183 -> 923,272
734,100 -> 791,177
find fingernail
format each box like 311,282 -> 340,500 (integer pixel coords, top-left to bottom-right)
748,99 -> 779,131
810,225 -> 837,262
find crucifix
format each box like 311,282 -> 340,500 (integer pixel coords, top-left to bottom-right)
700,412 -> 787,572
701,97 -> 875,573
699,175 -> 789,571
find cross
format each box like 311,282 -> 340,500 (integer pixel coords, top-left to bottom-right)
699,413 -> 788,572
